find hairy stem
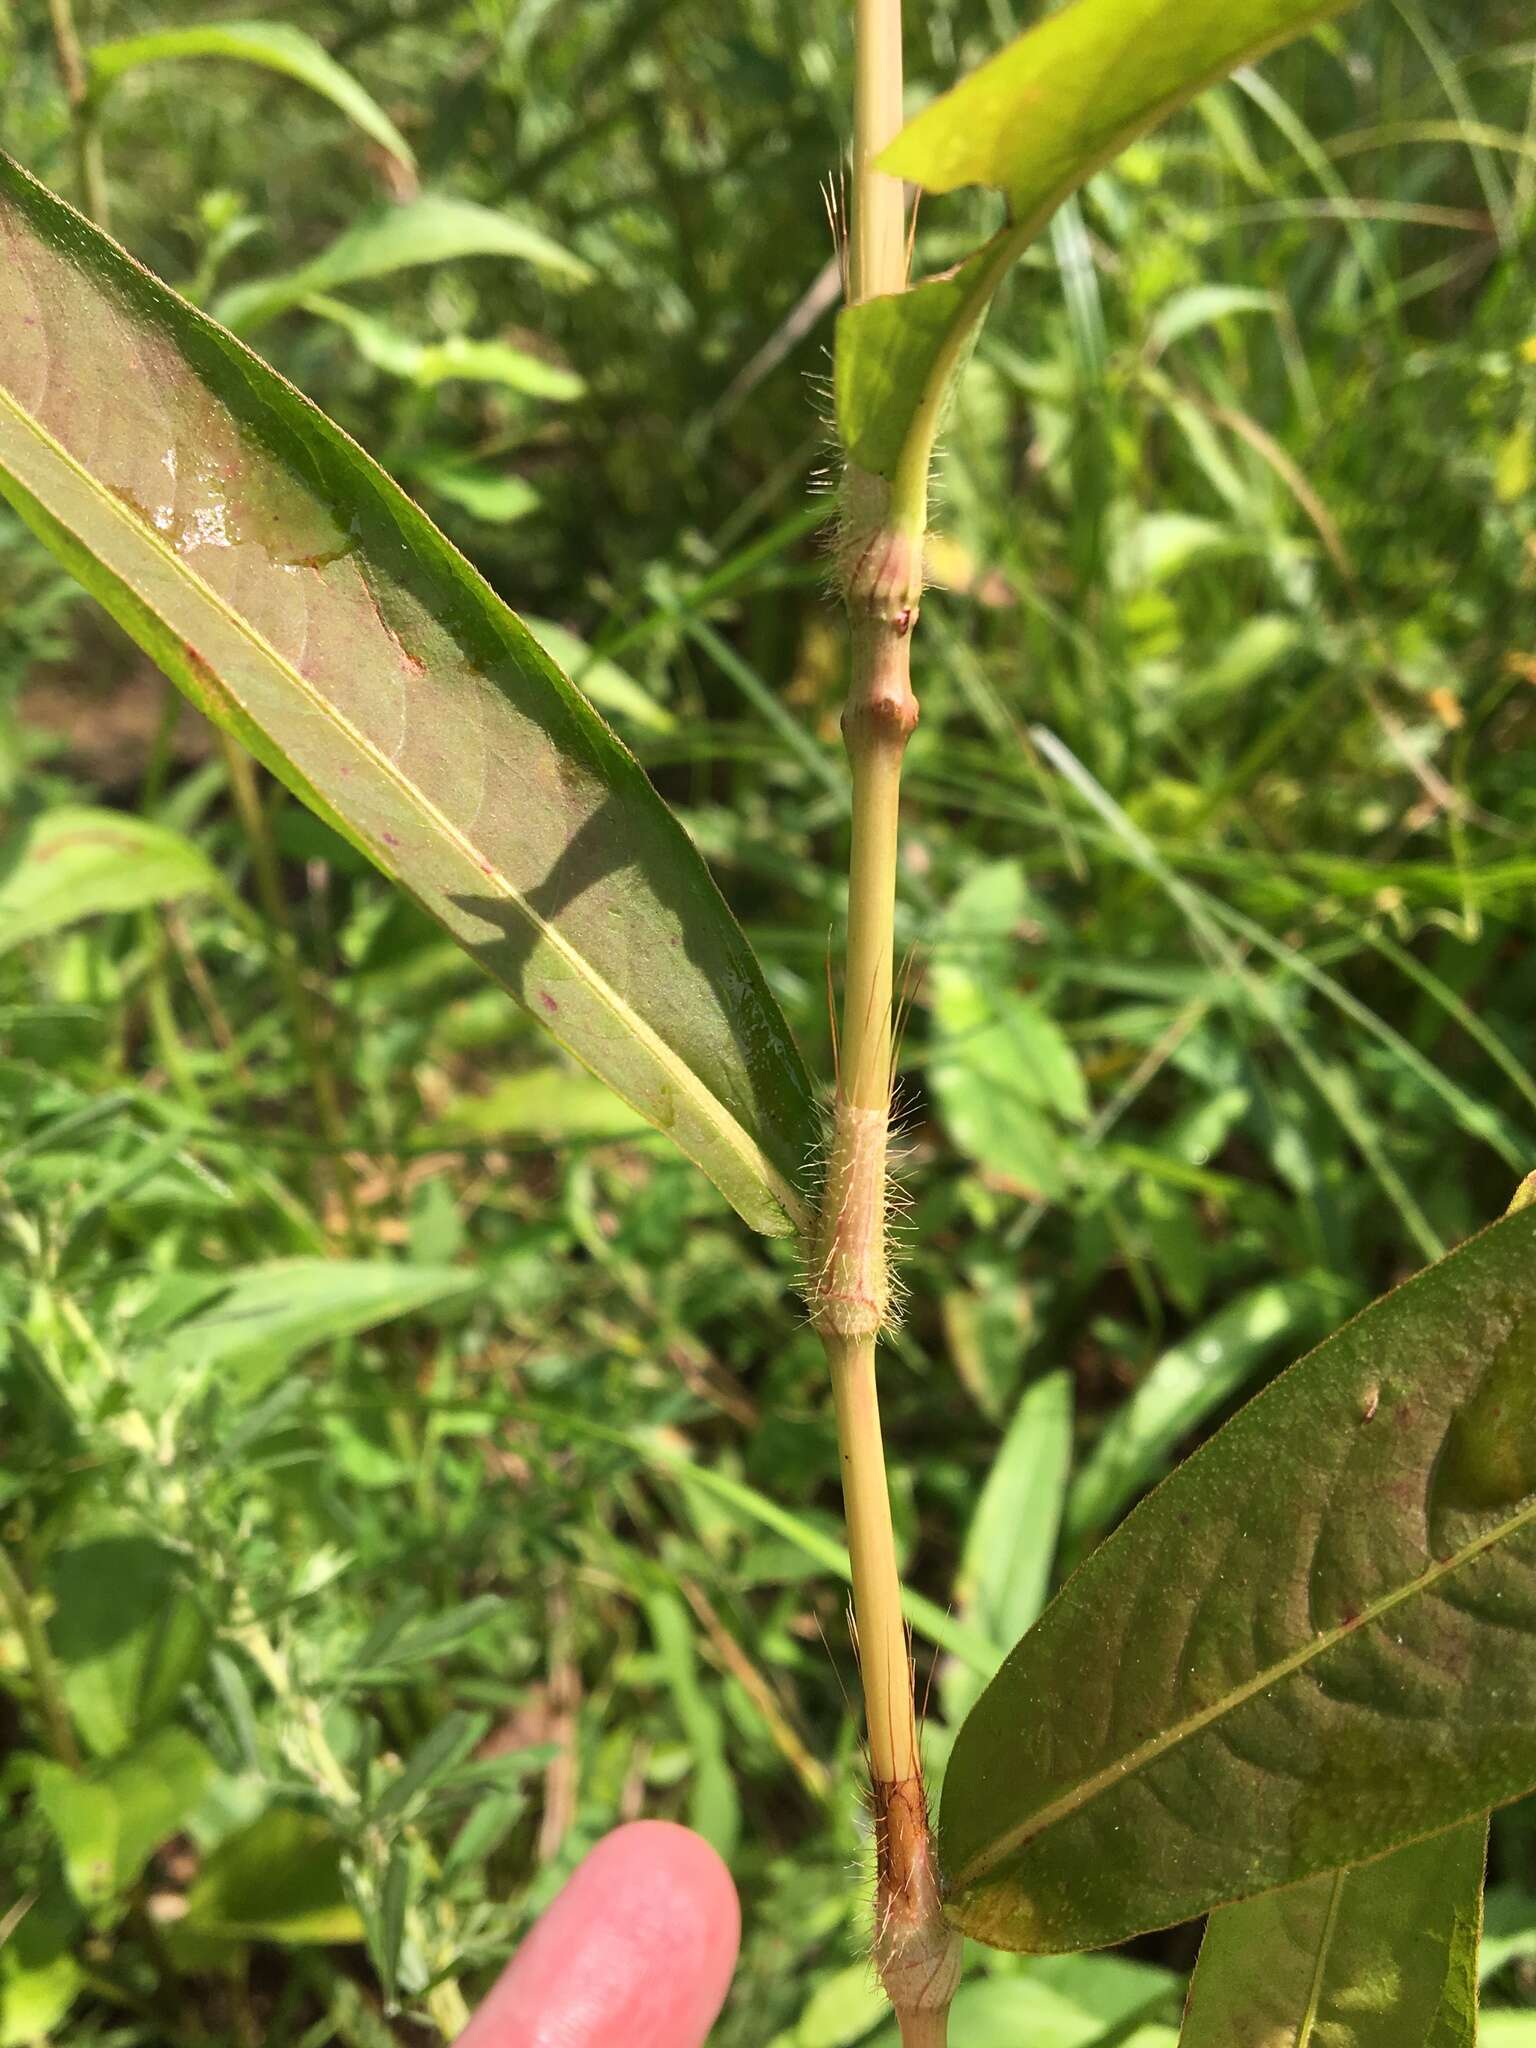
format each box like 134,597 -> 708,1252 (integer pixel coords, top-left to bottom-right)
46,0 -> 109,229
807,4 -> 961,2037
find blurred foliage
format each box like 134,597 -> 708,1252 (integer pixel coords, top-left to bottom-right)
2,0 -> 1536,2041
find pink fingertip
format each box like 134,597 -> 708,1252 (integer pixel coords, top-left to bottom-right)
456,1821 -> 741,2048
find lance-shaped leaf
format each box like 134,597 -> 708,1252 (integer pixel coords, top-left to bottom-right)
88,21 -> 414,173
1180,1821 -> 1487,2048
0,154 -> 815,1238
837,0 -> 1357,495
941,1204 -> 1536,1951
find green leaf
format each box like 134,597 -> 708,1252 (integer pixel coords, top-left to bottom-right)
941,1204 -> 1536,1952
33,1728 -> 217,1911
644,1587 -> 742,1861
0,156 -> 815,1238
927,860 -> 1085,1199
371,1710 -> 490,1825
305,295 -> 584,401
1062,1277 -> 1335,1547
88,21 -> 414,172
182,1807 -> 363,1944
0,1873 -> 82,2048
0,805 -> 219,953
1180,1820 -> 1487,2048
837,0 -> 1357,491
409,457 -> 541,526
137,1258 -> 477,1402
213,192 -> 590,333
425,1063 -> 646,1145
45,1537 -> 210,1759
522,619 -> 674,735
949,1370 -> 1073,1717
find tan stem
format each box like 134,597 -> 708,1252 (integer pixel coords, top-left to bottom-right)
851,0 -> 907,305
46,0 -> 109,229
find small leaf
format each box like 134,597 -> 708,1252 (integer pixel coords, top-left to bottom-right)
182,1808 -> 363,1944
34,1728 -> 217,1910
88,21 -> 415,172
305,295 -> 584,401
425,1064 -> 646,1145
522,619 -> 674,735
214,192 -> 590,332
951,1370 -> 1073,1709
371,1710 -> 490,1825
0,156 -> 815,1237
941,1205 -> 1536,1951
0,806 -> 218,953
0,1874 -> 82,2048
46,1537 -> 210,1759
137,1258 -> 477,1402
1063,1277 -> 1335,1547
1181,1820 -> 1486,2048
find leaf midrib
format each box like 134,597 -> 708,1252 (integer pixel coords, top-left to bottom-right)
1296,1868 -> 1346,2048
0,373 -> 807,1235
953,1486 -> 1536,1891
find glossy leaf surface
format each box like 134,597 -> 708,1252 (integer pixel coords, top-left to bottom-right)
837,0 -> 1356,486
942,1205 -> 1536,1950
1180,1821 -> 1486,2048
89,21 -> 414,171
0,156 -> 815,1237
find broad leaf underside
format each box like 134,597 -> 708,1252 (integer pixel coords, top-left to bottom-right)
0,155 -> 816,1237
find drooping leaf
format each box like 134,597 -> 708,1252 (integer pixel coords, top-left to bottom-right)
1180,1820 -> 1487,2048
0,156 -> 816,1237
213,192 -> 590,333
45,1536 -> 210,1759
88,21 -> 414,172
0,805 -> 220,953
941,1204 -> 1536,1951
837,0 -> 1358,490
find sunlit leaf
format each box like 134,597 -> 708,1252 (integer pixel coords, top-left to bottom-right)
45,1536 -> 210,1759
213,192 -> 590,333
89,21 -> 414,172
837,0 -> 1358,488
0,806 -> 220,953
0,155 -> 816,1237
1180,1821 -> 1486,2048
942,1205 -> 1536,1951
33,1728 -> 217,1910
305,294 -> 584,401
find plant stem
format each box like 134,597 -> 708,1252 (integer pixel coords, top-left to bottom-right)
807,2 -> 961,2039
0,1542 -> 81,1771
45,0 -> 109,229
219,735 -> 359,1238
